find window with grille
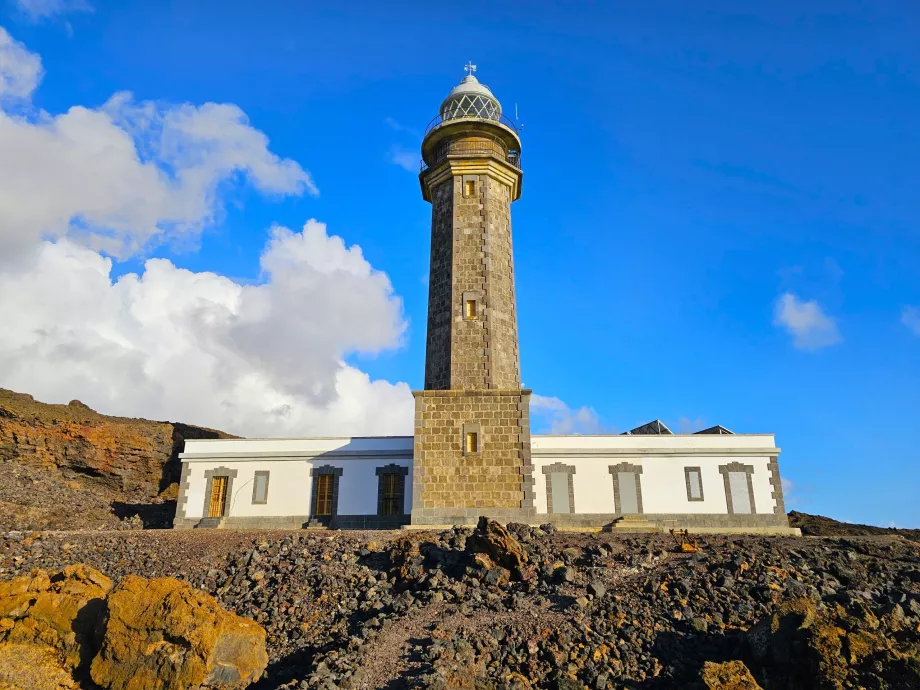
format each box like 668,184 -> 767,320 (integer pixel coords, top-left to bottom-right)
314,474 -> 334,516
465,431 -> 479,454
208,476 -> 228,518
464,299 -> 477,319
379,473 -> 401,516
465,180 -> 476,197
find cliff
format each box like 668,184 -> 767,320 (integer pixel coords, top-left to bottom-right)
0,388 -> 233,531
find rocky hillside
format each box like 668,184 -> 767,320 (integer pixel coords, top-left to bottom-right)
789,510 -> 920,542
0,388 -> 233,531
2,521 -> 918,689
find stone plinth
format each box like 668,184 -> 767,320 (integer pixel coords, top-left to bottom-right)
410,389 -> 535,525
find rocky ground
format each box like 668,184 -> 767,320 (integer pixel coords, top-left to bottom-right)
2,523 -> 918,689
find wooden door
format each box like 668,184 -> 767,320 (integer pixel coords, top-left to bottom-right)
314,474 -> 334,516
380,474 -> 400,515
208,476 -> 228,517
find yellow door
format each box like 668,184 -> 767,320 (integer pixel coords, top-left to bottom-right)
208,476 -> 228,517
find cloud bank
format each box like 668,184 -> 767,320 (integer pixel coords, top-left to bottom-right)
0,26 -> 414,437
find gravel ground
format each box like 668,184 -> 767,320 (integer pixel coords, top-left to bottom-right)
2,525 -> 919,689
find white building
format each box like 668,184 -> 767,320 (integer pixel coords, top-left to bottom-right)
174,420 -> 794,533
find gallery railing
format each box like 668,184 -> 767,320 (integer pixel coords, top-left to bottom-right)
423,111 -> 520,138
420,138 -> 522,172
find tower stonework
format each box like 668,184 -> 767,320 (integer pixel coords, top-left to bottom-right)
411,71 -> 535,525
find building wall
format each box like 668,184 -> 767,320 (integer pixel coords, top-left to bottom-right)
532,454 -> 775,515
174,433 -> 791,532
174,437 -> 413,529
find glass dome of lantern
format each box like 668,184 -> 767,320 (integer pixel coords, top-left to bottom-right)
439,64 -> 502,122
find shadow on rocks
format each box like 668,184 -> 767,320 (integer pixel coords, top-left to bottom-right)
110,500 -> 176,529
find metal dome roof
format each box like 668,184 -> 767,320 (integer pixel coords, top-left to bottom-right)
439,73 -> 502,121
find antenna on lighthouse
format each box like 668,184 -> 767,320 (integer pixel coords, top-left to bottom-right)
515,103 -> 524,131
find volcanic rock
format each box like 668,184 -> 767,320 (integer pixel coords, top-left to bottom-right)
700,660 -> 763,690
0,564 -> 112,673
465,517 -> 529,577
91,575 -> 268,690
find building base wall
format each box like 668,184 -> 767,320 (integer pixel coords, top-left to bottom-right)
173,514 -> 411,530
410,389 -> 534,525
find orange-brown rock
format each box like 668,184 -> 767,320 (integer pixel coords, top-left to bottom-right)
90,574 -> 268,690
0,564 -> 112,673
700,661 -> 763,690
0,388 -> 232,530
465,517 -> 529,578
0,643 -> 77,690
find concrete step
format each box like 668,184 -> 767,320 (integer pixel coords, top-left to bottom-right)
612,516 -> 660,533
194,517 -> 224,529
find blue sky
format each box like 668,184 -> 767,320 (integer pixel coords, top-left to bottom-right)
0,1 -> 918,527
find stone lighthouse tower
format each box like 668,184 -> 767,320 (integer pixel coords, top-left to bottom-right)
411,67 -> 535,525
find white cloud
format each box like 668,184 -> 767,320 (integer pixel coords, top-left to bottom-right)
14,0 -> 92,21
531,394 -> 611,435
0,32 -> 412,438
0,89 -> 317,261
0,222 -> 414,437
0,27 -> 42,101
384,117 -> 420,138
773,293 -> 842,350
901,306 -> 920,336
676,416 -> 705,434
781,477 -> 798,507
388,145 -> 417,172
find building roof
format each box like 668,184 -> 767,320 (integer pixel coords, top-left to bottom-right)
694,425 -> 735,435
622,419 -> 673,435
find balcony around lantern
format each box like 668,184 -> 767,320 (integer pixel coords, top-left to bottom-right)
419,131 -> 522,173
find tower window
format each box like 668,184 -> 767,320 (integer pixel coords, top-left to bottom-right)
462,292 -> 481,320
462,422 -> 481,455
464,180 -> 476,197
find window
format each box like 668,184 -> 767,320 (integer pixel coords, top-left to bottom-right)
617,472 -> 640,513
464,180 -> 476,197
379,474 -> 401,515
549,473 -> 570,513
252,471 -> 270,504
685,467 -> 703,502
462,292 -> 481,320
543,463 -> 576,514
728,472 -> 752,514
208,476 -> 228,518
719,462 -> 756,515
610,463 -> 644,515
314,474 -> 334,516
465,431 -> 478,454
376,464 -> 408,517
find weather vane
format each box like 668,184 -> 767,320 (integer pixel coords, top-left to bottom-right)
464,61 -> 477,77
